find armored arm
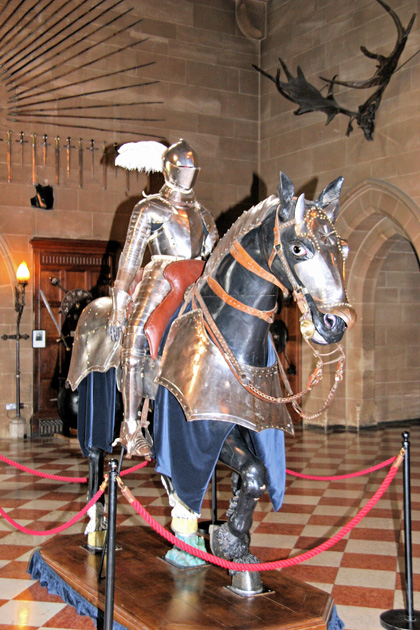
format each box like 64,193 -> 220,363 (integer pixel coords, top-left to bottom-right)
107,198 -> 159,341
197,204 -> 219,257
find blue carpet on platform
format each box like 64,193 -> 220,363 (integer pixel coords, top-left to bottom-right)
28,549 -> 344,629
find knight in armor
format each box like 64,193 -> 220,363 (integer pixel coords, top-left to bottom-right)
107,139 -> 219,458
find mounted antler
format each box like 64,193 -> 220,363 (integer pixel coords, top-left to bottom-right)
254,0 -> 417,141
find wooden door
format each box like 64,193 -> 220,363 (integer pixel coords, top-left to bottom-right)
31,238 -> 119,426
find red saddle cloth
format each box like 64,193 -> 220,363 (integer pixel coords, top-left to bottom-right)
144,259 -> 205,359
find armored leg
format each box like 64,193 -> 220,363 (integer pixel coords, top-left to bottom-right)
210,427 -> 266,594
218,426 -> 267,547
161,474 -> 207,568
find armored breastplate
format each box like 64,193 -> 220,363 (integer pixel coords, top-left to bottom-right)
148,203 -> 204,259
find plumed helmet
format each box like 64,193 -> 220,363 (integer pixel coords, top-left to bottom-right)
162,139 -> 200,191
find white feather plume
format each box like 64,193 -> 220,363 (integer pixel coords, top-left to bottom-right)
115,141 -> 167,173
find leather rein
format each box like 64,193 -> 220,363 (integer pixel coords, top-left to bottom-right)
193,210 -> 345,420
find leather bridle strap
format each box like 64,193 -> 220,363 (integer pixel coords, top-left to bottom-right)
192,284 -> 327,406
207,275 -> 276,324
229,240 -> 288,294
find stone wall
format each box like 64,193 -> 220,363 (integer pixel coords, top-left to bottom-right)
1,0 -> 419,436
0,0 -> 259,437
260,0 -> 420,429
374,238 -> 420,423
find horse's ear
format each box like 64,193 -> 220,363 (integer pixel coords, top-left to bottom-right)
317,176 -> 344,223
277,172 -> 295,222
294,194 -> 306,230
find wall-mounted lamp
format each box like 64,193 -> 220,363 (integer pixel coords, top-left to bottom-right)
2,261 -> 31,435
15,261 -> 30,324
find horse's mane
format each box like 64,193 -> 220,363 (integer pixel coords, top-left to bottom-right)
202,194 -> 278,282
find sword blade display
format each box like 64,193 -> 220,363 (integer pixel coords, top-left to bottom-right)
102,141 -> 107,190
78,138 -> 83,188
40,289 -> 69,349
55,136 -> 60,185
6,130 -> 12,183
31,133 -> 37,185
16,131 -> 27,168
65,137 -> 74,178
42,133 -> 49,166
88,139 -> 96,178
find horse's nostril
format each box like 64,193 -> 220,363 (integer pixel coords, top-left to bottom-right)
324,314 -> 336,329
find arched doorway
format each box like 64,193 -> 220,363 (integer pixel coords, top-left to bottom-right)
303,179 -> 420,430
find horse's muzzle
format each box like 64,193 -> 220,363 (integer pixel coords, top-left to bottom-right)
327,305 -> 357,331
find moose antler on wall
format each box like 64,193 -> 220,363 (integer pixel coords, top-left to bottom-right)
254,0 -> 416,140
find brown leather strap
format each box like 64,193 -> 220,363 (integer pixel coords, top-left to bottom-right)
144,259 -> 205,359
207,275 -> 276,324
229,240 -> 288,293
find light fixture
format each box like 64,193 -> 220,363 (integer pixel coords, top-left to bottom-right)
2,261 -> 31,433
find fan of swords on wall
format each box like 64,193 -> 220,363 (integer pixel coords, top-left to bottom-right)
0,0 -> 165,192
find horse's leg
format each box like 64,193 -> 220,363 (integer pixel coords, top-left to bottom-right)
161,474 -> 207,568
211,425 -> 267,562
85,447 -> 107,552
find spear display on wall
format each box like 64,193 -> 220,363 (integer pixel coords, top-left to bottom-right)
1,0 -> 108,75
0,0 -> 57,55
0,0 -> 164,155
4,3 -> 134,90
8,15 -> 143,95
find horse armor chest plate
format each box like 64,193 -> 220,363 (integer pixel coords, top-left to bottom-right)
156,309 -> 294,435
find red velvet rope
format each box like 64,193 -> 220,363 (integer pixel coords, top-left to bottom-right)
0,451 -> 394,483
285,455 -> 396,480
0,453 -> 88,483
122,458 -> 401,572
120,461 -> 148,476
0,452 -> 402,569
0,452 -> 148,483
0,486 -> 105,536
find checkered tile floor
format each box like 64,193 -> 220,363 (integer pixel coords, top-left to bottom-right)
0,423 -> 419,630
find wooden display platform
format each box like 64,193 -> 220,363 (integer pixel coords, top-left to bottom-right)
40,526 -> 334,630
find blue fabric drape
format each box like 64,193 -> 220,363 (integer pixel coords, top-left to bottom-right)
28,550 -> 128,630
77,369 -> 117,457
153,315 -> 287,514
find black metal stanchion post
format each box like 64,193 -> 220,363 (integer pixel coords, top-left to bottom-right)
380,431 -> 419,630
104,459 -> 118,630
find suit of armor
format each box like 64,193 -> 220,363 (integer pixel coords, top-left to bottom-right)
107,140 -> 218,457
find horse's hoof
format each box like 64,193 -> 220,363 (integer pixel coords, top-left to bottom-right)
230,565 -> 264,596
209,522 -> 250,561
165,533 -> 207,568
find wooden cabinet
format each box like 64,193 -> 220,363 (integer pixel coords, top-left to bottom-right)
31,238 -> 120,428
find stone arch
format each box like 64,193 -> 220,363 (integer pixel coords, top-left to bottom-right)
327,180 -> 420,429
0,234 -> 21,299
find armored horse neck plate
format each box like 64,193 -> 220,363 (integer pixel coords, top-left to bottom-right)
156,308 -> 294,435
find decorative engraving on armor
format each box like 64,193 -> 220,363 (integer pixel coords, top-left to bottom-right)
156,309 -> 294,435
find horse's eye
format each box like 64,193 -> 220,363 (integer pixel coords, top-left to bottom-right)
292,243 -> 307,257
